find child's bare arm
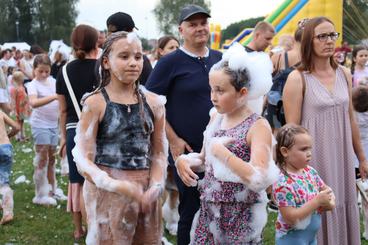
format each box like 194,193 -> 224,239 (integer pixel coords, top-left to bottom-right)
279,188 -> 333,225
57,94 -> 67,156
28,94 -> 58,108
210,118 -> 277,190
2,112 -> 20,138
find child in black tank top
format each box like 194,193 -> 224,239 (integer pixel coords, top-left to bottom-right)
72,31 -> 168,244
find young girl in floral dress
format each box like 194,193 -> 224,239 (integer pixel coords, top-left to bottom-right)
272,124 -> 335,244
176,43 -> 279,244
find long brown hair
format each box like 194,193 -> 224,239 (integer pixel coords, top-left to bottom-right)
299,16 -> 338,72
275,124 -> 309,174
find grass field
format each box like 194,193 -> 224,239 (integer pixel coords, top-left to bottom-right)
0,125 -> 367,244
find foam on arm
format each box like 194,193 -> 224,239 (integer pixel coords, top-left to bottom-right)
71,95 -> 141,200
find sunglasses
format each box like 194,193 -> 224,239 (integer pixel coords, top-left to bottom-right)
314,32 -> 340,42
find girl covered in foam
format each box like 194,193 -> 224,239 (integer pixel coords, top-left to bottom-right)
175,42 -> 278,244
272,124 -> 335,244
71,31 -> 168,244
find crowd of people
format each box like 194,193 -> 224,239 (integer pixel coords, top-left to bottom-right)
0,3 -> 368,245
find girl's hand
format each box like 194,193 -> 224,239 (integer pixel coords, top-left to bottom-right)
359,160 -> 368,180
316,187 -> 333,207
141,184 -> 163,213
210,137 -> 234,160
175,155 -> 199,187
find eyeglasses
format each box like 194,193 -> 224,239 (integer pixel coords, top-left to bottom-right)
314,32 -> 340,42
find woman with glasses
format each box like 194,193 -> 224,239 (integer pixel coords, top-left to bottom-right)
283,16 -> 368,245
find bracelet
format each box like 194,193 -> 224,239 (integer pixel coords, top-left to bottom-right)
225,153 -> 235,164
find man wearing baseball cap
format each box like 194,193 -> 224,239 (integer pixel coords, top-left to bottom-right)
146,4 -> 222,244
105,12 -> 152,85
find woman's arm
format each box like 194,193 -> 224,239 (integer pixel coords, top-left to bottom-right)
57,94 -> 67,156
342,66 -> 368,179
283,70 -> 305,124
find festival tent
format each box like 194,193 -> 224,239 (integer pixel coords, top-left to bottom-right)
2,42 -> 31,51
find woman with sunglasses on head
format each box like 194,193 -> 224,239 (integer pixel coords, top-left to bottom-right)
283,16 -> 368,245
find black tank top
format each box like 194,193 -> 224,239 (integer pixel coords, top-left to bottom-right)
95,88 -> 154,170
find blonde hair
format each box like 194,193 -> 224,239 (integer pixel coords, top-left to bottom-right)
12,71 -> 24,85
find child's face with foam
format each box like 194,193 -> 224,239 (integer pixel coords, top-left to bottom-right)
282,133 -> 312,173
209,69 -> 247,114
105,37 -> 143,85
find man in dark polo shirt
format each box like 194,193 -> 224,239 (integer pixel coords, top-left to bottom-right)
146,4 -> 222,245
106,12 -> 152,85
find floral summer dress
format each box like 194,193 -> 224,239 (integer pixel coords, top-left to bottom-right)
192,113 -> 267,245
10,85 -> 31,120
272,166 -> 325,239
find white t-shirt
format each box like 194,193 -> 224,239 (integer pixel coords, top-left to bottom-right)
26,77 -> 59,128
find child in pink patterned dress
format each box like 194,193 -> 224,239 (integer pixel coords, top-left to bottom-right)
175,43 -> 279,244
272,124 -> 335,244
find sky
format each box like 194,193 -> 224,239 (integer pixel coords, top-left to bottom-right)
76,0 -> 284,39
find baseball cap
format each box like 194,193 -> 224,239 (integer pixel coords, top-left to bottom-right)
106,12 -> 138,32
179,4 -> 210,24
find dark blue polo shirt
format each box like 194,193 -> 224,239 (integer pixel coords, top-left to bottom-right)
146,48 -> 222,153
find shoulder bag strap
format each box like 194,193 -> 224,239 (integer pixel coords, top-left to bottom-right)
284,52 -> 289,69
62,64 -> 81,119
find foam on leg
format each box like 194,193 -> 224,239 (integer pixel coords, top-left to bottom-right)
0,185 -> 14,224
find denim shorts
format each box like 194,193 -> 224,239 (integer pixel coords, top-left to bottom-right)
0,144 -> 13,185
276,213 -> 321,245
31,127 -> 59,146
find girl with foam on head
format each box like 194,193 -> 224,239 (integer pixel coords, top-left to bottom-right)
71,31 -> 168,244
26,54 -> 65,206
272,124 -> 335,244
175,42 -> 279,244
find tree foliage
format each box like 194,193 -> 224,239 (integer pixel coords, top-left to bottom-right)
343,0 -> 368,44
0,0 -> 78,49
153,0 -> 210,35
221,16 -> 263,43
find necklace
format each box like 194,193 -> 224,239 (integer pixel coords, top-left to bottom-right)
127,104 -> 131,113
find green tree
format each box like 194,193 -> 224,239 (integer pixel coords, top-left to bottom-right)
153,0 -> 211,35
221,16 -> 263,43
0,0 -> 78,49
343,0 -> 368,44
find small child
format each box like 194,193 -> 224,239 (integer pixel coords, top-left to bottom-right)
352,84 -> 368,239
176,43 -> 279,244
26,54 -> 63,205
9,71 -> 31,141
0,110 -> 19,224
272,124 -> 335,244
